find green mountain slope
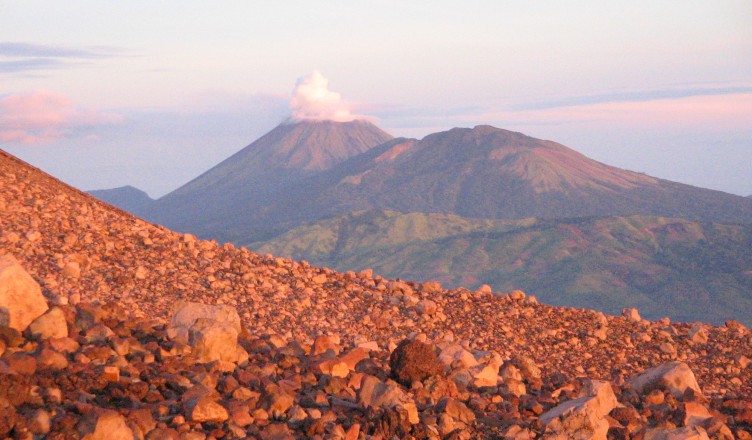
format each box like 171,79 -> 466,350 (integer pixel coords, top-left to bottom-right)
252,210 -> 752,325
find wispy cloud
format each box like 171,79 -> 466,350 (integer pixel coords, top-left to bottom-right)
512,86 -> 752,111
0,42 -> 120,58
0,58 -> 67,73
0,91 -> 124,145
0,41 -> 124,74
376,91 -> 752,139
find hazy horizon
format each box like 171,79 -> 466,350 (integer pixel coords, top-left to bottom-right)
2,1 -> 751,198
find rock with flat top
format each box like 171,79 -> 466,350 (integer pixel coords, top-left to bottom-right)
628,362 -> 702,399
185,396 -> 229,423
358,374 -> 407,408
0,255 -> 48,331
540,380 -> 617,440
168,301 -> 241,341
622,308 -> 641,322
77,408 -> 135,440
188,318 -> 246,363
644,426 -> 710,440
27,306 -> 68,340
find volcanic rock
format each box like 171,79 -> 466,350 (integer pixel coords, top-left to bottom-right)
168,301 -> 242,342
629,361 -> 702,399
77,408 -> 135,440
0,255 -> 48,331
540,379 -> 617,440
26,306 -> 68,340
389,339 -> 445,385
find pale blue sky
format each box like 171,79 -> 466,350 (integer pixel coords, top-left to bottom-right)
2,1 -> 751,197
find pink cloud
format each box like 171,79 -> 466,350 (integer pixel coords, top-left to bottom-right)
0,91 -> 123,145
480,93 -> 752,131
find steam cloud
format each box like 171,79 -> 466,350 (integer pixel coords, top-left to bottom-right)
290,71 -> 362,122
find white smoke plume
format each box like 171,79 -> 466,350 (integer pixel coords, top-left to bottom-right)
290,70 -> 362,122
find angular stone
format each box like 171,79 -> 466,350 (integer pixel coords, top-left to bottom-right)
27,306 -> 68,340
0,255 -> 48,331
622,308 -> 641,322
416,299 -> 438,316
36,348 -> 68,370
628,362 -> 702,399
312,334 -> 340,355
188,318 -> 243,363
687,325 -> 708,344
62,261 -> 81,278
644,426 -> 710,440
540,380 -> 617,440
185,396 -> 229,423
265,384 -> 294,419
28,409 -> 51,435
438,398 -> 476,424
358,375 -> 407,408
439,343 -> 479,368
471,364 -> 498,387
683,402 -> 713,428
168,301 -> 241,342
77,408 -> 135,440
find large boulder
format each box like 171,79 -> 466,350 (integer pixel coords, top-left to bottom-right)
0,255 -> 48,331
185,396 -> 229,423
643,426 -> 710,440
628,362 -> 702,399
540,380 -> 618,440
389,339 -> 445,386
358,375 -> 407,408
77,408 -> 135,440
169,301 -> 247,363
27,306 -> 68,340
189,318 -> 244,363
167,301 -> 241,341
438,343 -> 479,368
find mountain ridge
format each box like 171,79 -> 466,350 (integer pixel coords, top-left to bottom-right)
87,185 -> 154,217
253,209 -> 752,325
202,124 -> 752,244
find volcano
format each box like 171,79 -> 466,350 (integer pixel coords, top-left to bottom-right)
231,125 -> 752,237
147,119 -> 393,239
145,124 -> 752,243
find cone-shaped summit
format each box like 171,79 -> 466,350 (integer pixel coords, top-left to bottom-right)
148,119 -> 393,238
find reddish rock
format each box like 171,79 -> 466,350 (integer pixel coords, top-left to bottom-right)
185,396 -> 229,423
27,306 -> 68,340
0,254 -> 48,331
77,408 -> 135,440
629,362 -> 702,399
389,339 -> 445,386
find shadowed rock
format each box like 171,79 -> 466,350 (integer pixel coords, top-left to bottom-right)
389,339 -> 445,386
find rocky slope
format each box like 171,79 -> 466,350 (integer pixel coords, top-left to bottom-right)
1,148 -> 751,438
252,210 -> 752,325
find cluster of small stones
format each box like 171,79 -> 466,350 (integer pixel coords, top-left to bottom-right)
0,260 -> 750,439
1,152 -> 752,438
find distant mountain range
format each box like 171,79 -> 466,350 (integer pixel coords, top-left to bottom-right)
87,185 -> 154,217
253,210 -> 752,325
104,122 -> 752,243
86,120 -> 752,324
